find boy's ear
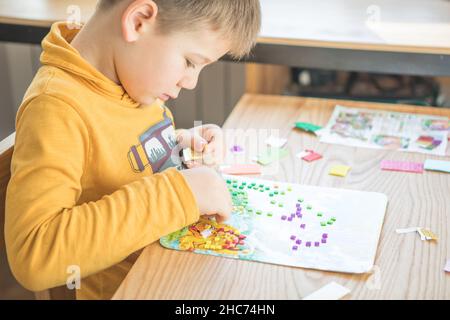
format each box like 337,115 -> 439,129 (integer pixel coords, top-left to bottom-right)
121,0 -> 158,42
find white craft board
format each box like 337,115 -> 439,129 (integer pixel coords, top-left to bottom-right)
162,175 -> 388,274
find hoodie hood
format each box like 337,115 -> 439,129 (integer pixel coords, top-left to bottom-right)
40,22 -> 141,108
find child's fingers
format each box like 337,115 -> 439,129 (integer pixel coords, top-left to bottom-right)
176,129 -> 207,152
201,124 -> 223,143
176,129 -> 192,149
185,161 -> 202,169
204,145 -> 226,166
201,151 -> 218,166
191,133 -> 207,152
185,150 -> 223,168
221,189 -> 233,222
204,133 -> 227,161
215,214 -> 226,224
216,205 -> 232,223
215,211 -> 231,223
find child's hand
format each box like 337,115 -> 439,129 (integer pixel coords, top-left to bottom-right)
180,166 -> 232,223
177,124 -> 225,168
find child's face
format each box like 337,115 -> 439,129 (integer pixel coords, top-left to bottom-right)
115,27 -> 230,105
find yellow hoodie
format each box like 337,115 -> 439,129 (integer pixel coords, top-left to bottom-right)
5,22 -> 200,299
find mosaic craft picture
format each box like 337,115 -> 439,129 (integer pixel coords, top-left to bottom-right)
160,175 -> 388,274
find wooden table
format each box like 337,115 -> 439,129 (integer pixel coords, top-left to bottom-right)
1,0 -> 450,75
113,94 -> 450,299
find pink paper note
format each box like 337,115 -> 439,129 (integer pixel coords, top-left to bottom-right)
302,150 -> 323,162
380,160 -> 424,173
220,164 -> 262,175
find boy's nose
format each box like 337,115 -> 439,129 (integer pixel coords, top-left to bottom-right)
178,74 -> 199,91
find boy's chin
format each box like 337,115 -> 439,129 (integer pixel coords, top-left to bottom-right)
134,95 -> 162,106
128,91 -> 169,106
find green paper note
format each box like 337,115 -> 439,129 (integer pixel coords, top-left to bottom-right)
257,148 -> 288,165
295,122 -> 323,133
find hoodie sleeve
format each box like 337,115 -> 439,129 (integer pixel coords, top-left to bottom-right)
5,94 -> 200,292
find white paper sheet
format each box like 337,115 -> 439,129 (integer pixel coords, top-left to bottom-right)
303,282 -> 351,300
320,106 -> 449,156
162,175 -> 389,274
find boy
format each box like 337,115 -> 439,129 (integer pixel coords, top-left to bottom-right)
5,0 -> 261,299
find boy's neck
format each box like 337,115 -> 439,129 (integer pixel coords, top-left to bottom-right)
71,15 -> 120,85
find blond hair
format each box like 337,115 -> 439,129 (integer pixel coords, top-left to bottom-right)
98,0 -> 261,59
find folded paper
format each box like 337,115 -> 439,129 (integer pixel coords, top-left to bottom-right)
256,148 -> 289,165
380,160 -> 423,173
329,165 -> 351,177
303,282 -> 351,300
424,159 -> 450,173
265,136 -> 288,148
220,164 -> 262,175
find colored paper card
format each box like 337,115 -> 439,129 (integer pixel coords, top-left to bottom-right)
329,165 -> 351,177
256,148 -> 288,165
314,128 -> 325,137
422,119 -> 450,131
302,150 -> 322,162
445,259 -> 450,273
380,160 -> 424,173
220,164 -> 262,175
295,122 -> 323,133
303,282 -> 350,300
296,151 -> 311,159
424,159 -> 450,173
182,148 -> 203,162
396,227 -> 437,240
201,228 -> 212,238
418,228 -> 438,241
396,227 -> 419,234
416,135 -> 442,150
230,145 -> 244,153
265,136 -> 288,148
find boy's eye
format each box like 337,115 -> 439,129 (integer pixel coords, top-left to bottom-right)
185,59 -> 196,69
